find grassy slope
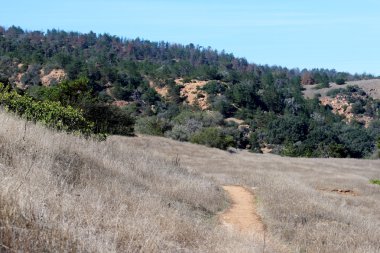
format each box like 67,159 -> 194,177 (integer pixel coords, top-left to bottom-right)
122,135 -> 380,253
303,79 -> 380,99
1,110 -> 380,252
0,111 -> 261,252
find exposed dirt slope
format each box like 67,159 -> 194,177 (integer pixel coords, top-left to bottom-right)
175,79 -> 209,110
320,95 -> 372,127
40,69 -> 66,86
149,79 -> 210,110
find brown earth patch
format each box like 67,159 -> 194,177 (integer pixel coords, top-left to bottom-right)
320,95 -> 372,127
149,79 -> 210,109
225,117 -> 245,125
175,79 -> 209,110
319,188 -> 358,196
220,185 -> 265,234
112,100 -> 129,107
14,73 -> 24,88
40,69 -> 66,86
149,80 -> 169,97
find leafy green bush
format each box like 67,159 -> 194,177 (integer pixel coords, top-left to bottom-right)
335,78 -> 346,85
337,124 -> 374,158
135,116 -> 169,136
370,179 -> 380,185
165,124 -> 191,141
351,101 -> 365,114
25,78 -> 136,137
27,77 -> 93,107
313,82 -> 330,89
173,110 -> 223,127
190,127 -> 235,149
82,103 -> 134,136
0,83 -> 94,135
266,115 -> 309,144
202,81 -> 226,95
249,132 -> 262,153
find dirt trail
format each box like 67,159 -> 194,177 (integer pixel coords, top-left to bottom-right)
220,185 -> 265,233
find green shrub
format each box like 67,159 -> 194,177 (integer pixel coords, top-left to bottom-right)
370,179 -> 380,185
190,127 -> 235,149
27,77 -> 93,107
82,103 -> 134,136
351,101 -> 365,114
313,82 -> 330,90
202,80 -> 226,95
135,116 -> 169,136
0,83 -> 94,135
249,132 -> 262,153
165,124 -> 192,141
173,110 -> 223,127
335,78 -> 346,85
326,88 -> 345,97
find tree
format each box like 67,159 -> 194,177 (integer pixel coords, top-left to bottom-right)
335,78 -> 346,85
301,72 -> 315,85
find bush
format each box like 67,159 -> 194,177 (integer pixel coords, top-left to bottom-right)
313,82 -> 330,90
338,124 -> 374,158
190,127 -> 235,149
0,83 -> 94,135
173,110 -> 223,127
249,132 -> 262,153
135,116 -> 169,136
266,115 -> 309,144
165,124 -> 191,141
82,103 -> 134,136
335,78 -> 346,85
351,101 -> 365,114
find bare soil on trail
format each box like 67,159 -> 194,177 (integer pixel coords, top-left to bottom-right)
220,186 -> 264,233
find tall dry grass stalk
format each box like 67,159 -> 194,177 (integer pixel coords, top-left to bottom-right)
0,111 -> 261,252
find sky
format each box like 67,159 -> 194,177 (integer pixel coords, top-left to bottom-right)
1,0 -> 380,75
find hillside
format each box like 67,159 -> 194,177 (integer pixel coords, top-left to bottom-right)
0,25 -> 380,158
0,111 -> 262,252
303,80 -> 380,127
1,111 -> 379,252
303,79 -> 380,99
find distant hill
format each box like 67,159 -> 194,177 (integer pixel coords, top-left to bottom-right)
303,79 -> 380,99
0,25 -> 379,158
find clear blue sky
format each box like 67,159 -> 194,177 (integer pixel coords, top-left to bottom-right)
2,0 -> 379,75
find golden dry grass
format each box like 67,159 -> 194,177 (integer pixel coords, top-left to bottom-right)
1,110 -> 380,252
303,78 -> 380,99
122,135 -> 380,253
0,111 -> 262,252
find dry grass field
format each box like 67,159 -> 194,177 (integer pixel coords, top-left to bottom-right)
0,111 -> 262,252
1,110 -> 380,252
121,135 -> 380,253
303,79 -> 380,99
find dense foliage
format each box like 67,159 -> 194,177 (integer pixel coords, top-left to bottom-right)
0,83 -> 93,134
0,25 -> 379,157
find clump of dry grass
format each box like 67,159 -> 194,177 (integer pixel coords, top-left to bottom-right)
0,111 -> 261,252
